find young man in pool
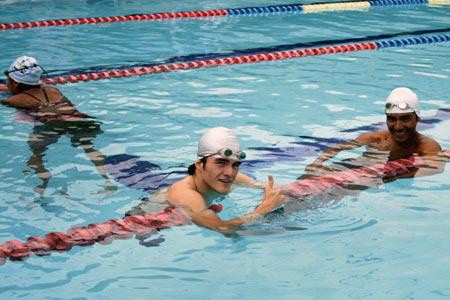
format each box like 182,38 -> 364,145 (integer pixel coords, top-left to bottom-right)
305,87 -> 444,179
129,127 -> 285,235
1,56 -> 115,195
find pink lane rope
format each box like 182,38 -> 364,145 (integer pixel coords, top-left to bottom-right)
282,156 -> 423,197
0,207 -> 189,263
0,10 -> 228,30
41,42 -> 377,85
283,149 -> 450,197
2,151 -> 447,264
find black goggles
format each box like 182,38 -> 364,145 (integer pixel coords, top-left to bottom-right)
4,64 -> 48,77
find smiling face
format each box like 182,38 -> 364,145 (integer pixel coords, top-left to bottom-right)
386,112 -> 419,144
196,156 -> 241,195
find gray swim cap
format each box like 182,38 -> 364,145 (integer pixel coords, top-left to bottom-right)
7,56 -> 42,85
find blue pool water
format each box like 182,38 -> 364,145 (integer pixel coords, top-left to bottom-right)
0,0 -> 449,298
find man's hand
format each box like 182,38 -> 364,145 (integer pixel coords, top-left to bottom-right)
0,84 -> 8,92
257,175 -> 284,213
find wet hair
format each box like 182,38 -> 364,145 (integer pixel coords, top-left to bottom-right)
187,157 -> 207,175
11,77 -> 41,93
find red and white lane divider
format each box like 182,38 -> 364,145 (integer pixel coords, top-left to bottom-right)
0,150 -> 448,264
41,42 -> 377,85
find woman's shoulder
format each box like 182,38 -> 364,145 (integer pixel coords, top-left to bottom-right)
42,85 -> 60,92
3,93 -> 39,109
43,85 -> 66,100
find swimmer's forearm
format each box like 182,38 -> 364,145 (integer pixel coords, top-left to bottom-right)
190,208 -> 263,234
238,199 -> 278,224
215,214 -> 263,234
235,172 -> 263,188
239,212 -> 262,224
315,140 -> 362,163
412,158 -> 445,177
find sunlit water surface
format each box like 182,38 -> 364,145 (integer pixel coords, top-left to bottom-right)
0,0 -> 449,298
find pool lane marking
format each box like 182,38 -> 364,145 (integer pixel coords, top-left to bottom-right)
36,33 -> 450,85
41,42 -> 377,84
0,30 -> 448,86
1,0 -> 450,31
0,26 -> 443,83
1,150 -> 448,264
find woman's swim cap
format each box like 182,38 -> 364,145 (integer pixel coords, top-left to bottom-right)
197,127 -> 245,161
7,56 -> 42,85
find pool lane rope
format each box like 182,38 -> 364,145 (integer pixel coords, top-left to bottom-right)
36,32 -> 450,85
1,0 -> 450,31
1,150 -> 448,264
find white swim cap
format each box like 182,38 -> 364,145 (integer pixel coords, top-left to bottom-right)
385,87 -> 420,116
197,127 -> 246,161
6,56 -> 43,85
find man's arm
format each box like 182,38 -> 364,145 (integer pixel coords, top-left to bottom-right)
234,172 -> 264,188
403,140 -> 445,178
173,176 -> 284,235
417,136 -> 443,172
305,140 -> 363,174
305,132 -> 380,175
383,154 -> 446,182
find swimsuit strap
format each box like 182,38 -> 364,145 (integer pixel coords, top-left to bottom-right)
22,87 -> 52,106
22,91 -> 44,104
41,87 -> 50,105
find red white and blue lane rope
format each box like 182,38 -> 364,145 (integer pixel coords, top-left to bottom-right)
0,150 -> 448,264
1,0 -> 449,31
36,32 -> 450,85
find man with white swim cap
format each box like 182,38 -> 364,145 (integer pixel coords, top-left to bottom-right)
306,87 -> 443,178
166,127 -> 284,234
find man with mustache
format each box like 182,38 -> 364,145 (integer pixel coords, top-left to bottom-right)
306,87 -> 444,179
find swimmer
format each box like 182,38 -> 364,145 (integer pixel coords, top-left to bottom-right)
1,56 -> 115,195
128,127 -> 285,234
306,87 -> 444,179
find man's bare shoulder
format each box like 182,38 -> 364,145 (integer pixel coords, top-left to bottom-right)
356,130 -> 388,144
167,176 -> 206,212
418,134 -> 442,155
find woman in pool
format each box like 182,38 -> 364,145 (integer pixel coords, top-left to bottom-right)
1,56 -> 115,195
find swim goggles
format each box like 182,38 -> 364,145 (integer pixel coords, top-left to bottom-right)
202,148 -> 246,160
385,102 -> 414,111
4,64 -> 48,77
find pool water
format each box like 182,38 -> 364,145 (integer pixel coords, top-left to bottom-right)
0,0 -> 449,298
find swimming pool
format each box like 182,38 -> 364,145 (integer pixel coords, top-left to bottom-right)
1,0 -> 449,298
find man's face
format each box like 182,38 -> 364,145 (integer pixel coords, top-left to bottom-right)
198,156 -> 241,194
386,112 -> 419,144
